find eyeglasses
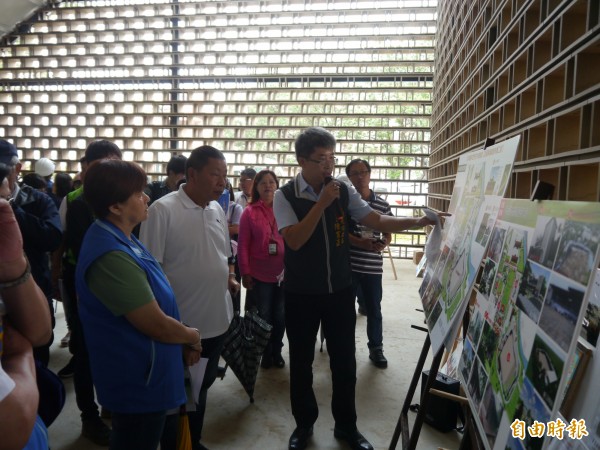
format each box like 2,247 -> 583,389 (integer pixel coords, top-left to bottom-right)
306,156 -> 338,167
348,170 -> 370,177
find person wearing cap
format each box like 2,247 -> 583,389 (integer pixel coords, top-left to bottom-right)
0,140 -> 62,367
234,167 -> 257,209
34,157 -> 56,195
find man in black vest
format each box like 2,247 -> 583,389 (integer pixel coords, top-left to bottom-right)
274,127 -> 445,450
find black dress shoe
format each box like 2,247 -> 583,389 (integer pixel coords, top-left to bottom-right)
369,348 -> 388,368
289,426 -> 313,450
272,353 -> 285,368
333,427 -> 373,450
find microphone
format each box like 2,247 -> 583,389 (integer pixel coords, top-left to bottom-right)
324,176 -> 344,219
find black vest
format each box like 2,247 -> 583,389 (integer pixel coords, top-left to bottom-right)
280,180 -> 352,295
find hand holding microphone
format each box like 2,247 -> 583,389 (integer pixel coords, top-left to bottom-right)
318,176 -> 341,208
321,176 -> 344,219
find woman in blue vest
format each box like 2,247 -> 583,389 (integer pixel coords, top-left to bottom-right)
75,159 -> 202,450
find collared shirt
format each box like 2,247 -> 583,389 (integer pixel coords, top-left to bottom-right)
349,190 -> 393,274
273,172 -> 372,232
139,184 -> 233,339
234,191 -> 250,209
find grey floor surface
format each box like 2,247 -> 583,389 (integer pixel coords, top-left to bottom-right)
47,259 -> 462,450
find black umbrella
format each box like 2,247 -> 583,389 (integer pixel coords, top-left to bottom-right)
221,309 -> 272,403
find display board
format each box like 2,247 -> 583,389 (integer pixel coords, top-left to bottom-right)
420,136 -> 520,353
458,199 -> 600,450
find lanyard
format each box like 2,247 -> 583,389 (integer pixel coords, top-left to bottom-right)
257,203 -> 277,239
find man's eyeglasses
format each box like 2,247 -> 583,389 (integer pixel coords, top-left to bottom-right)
348,170 -> 370,177
306,156 -> 338,167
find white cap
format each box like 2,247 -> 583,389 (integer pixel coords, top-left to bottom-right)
34,157 -> 55,177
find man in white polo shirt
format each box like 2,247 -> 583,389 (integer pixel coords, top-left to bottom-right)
140,145 -> 238,450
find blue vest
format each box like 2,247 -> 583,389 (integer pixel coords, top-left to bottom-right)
76,220 -> 186,413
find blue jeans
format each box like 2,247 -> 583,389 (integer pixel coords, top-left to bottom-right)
249,279 -> 285,355
351,272 -> 383,350
110,411 -> 166,450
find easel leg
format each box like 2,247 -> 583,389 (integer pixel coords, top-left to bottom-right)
408,346 -> 444,450
387,246 -> 398,280
389,334 -> 431,450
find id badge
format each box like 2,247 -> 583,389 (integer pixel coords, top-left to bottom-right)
268,240 -> 278,255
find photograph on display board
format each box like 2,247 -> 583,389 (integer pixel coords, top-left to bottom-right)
511,377 -> 550,450
528,216 -> 564,270
560,339 -> 594,418
467,307 -> 485,346
419,136 -> 520,354
524,334 -> 565,410
458,199 -> 600,450
487,227 -> 507,263
553,220 -> 600,286
479,380 -> 504,447
460,336 -> 475,382
516,260 -> 551,324
538,274 -> 585,352
468,355 -> 488,408
582,269 -> 600,347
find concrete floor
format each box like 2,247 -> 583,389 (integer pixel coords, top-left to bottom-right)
47,259 -> 462,450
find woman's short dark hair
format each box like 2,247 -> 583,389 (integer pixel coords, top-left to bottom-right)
294,127 -> 336,160
54,172 -> 73,198
251,170 -> 279,204
84,160 -> 147,219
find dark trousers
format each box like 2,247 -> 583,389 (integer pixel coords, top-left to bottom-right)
63,263 -> 100,421
249,279 -> 285,356
111,411 -> 166,450
284,287 -> 357,431
351,272 -> 384,350
160,333 -> 226,450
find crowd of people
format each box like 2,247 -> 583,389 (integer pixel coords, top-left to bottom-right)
0,127 -> 442,450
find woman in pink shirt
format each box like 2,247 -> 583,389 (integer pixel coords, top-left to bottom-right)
238,170 -> 286,368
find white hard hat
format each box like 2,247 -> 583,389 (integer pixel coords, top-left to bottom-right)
34,157 -> 55,177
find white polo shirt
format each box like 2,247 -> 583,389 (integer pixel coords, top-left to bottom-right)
139,185 -> 233,339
